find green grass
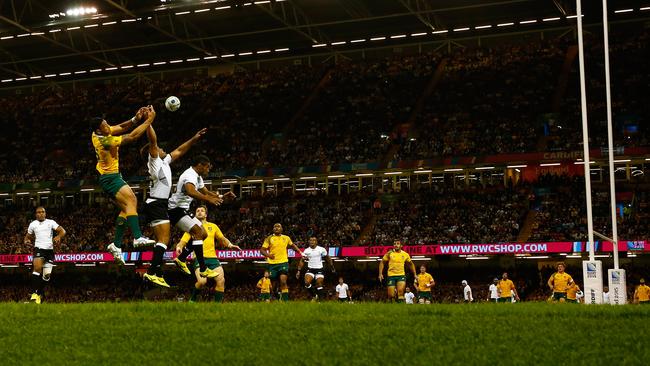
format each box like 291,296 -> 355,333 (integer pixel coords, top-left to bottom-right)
0,302 -> 648,365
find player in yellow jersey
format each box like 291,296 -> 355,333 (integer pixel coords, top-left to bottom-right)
633,278 -> 650,304
174,206 -> 241,302
90,106 -> 156,264
257,271 -> 272,302
378,240 -> 416,303
547,262 -> 573,302
260,223 -> 303,301
416,265 -> 435,304
566,280 -> 582,304
497,272 -> 520,303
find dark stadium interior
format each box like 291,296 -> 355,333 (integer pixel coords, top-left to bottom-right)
1,0 -> 649,305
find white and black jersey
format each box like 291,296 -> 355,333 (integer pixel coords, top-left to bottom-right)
168,166 -> 204,231
303,246 -> 327,269
144,153 -> 173,226
336,283 -> 349,301
148,154 -> 173,199
168,167 -> 204,210
303,246 -> 328,279
27,219 -> 59,250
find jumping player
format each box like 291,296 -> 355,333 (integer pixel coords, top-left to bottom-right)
91,106 -> 156,264
170,155 -> 232,278
141,124 -> 207,287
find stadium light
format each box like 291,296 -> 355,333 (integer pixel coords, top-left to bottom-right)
299,176 -> 317,180
506,164 -> 527,168
475,166 -> 494,170
466,256 -> 489,260
443,168 -> 463,172
414,170 -> 432,174
66,7 -> 97,16
539,163 -> 561,166
384,172 -> 402,175
273,178 -> 290,181
327,175 -> 345,179
2,9 -> 640,85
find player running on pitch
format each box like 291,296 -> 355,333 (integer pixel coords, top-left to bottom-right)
378,240 -> 416,303
91,106 -> 156,264
260,223 -> 303,301
296,237 -> 336,301
24,207 -> 66,304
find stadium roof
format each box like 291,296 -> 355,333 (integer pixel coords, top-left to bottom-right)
0,0 -> 646,85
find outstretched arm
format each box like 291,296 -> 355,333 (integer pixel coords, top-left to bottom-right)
146,125 -> 159,158
122,106 -> 155,145
169,128 -> 207,162
110,108 -> 146,136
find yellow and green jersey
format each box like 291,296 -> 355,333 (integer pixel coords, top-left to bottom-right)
566,283 -> 580,300
181,221 -> 224,258
92,133 -> 122,175
262,234 -> 293,264
635,284 -> 650,302
549,272 -> 573,293
382,250 -> 412,276
257,278 -> 272,293
417,273 -> 434,292
498,279 -> 515,298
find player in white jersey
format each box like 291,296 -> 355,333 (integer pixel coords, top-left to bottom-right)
404,287 -> 415,304
170,155 -> 235,278
296,237 -> 335,300
462,280 -> 473,302
140,125 -> 207,287
335,277 -> 351,302
23,207 -> 66,304
487,278 -> 499,302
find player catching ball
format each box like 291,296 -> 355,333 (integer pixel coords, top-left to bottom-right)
90,106 -> 156,264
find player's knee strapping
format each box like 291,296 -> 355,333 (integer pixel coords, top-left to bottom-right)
42,262 -> 53,281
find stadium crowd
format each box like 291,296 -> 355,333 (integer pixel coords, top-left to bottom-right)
1,30 -> 648,185
0,175 -> 648,254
